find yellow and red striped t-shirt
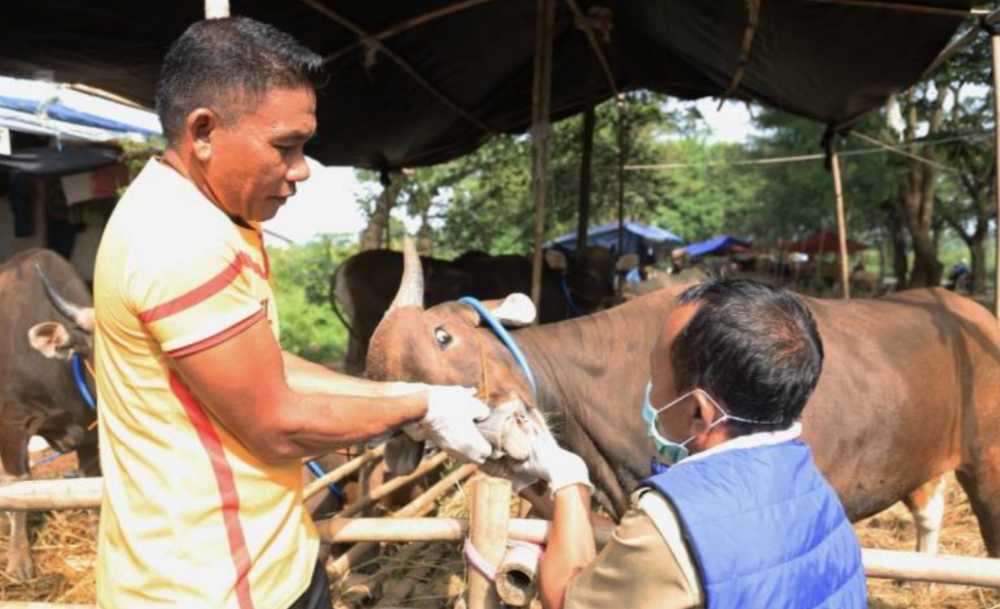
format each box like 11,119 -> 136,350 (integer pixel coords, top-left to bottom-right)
93,159 -> 318,609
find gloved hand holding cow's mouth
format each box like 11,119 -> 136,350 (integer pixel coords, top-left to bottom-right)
481,415 -> 593,496
417,386 -> 494,465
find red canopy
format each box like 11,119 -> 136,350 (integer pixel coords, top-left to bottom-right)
784,231 -> 868,255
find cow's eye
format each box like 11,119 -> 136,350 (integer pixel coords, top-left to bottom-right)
434,327 -> 453,348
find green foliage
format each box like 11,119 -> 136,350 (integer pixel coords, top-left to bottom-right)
267,234 -> 355,365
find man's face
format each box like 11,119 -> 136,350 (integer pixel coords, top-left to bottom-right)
647,302 -> 701,443
203,85 -> 316,222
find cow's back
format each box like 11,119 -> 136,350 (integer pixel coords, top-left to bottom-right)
800,288 -> 1000,520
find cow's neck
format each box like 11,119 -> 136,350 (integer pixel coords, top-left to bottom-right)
511,289 -> 679,517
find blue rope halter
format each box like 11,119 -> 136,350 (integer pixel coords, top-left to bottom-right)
71,353 -> 96,411
458,296 -> 537,400
305,459 -> 346,503
559,277 -> 584,317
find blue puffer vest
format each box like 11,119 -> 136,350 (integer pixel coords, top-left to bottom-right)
642,440 -> 867,609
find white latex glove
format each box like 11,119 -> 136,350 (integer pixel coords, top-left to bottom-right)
506,421 -> 593,496
420,386 -> 493,465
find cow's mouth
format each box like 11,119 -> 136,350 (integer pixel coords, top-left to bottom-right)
476,398 -> 544,462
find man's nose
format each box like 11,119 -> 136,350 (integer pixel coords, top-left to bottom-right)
287,154 -> 310,183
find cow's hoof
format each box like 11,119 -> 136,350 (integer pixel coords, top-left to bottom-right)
5,554 -> 35,582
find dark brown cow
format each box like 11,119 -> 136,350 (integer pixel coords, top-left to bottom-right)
331,246 -> 634,373
0,249 -> 99,579
366,240 -> 1000,557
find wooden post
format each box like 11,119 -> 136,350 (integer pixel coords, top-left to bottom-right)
831,149 -> 851,299
991,31 -> 1000,320
529,0 -> 555,310
204,0 -> 229,19
616,96 -> 627,255
576,103 -> 596,250
466,476 -> 512,609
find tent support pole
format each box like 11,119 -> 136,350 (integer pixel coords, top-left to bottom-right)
576,103 -> 595,250
991,29 -> 1000,320
205,0 -> 229,18
616,97 -> 626,255
831,150 -> 851,299
530,0 -> 555,310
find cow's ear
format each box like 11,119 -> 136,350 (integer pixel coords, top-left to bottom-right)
487,293 -> 536,327
28,322 -> 74,360
544,249 -> 568,272
616,253 -> 640,273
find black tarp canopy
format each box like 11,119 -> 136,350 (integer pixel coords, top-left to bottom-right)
2,1 -> 969,169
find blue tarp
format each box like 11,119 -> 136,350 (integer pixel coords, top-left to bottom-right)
0,94 -> 159,136
681,235 -> 751,258
547,221 -> 684,255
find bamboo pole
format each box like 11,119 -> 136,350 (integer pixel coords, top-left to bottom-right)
304,445 -> 385,500
617,96 -> 627,255
0,477 -> 101,510
466,477 -> 511,609
863,548 -> 1000,587
991,31 -> 1000,320
529,0 -> 556,310
338,451 -> 448,518
576,103 -> 595,250
325,463 -> 478,579
0,601 -> 97,609
323,0 -> 499,65
831,149 -> 851,299
204,0 -> 229,19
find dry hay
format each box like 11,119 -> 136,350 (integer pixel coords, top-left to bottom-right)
2,457 -> 999,608
856,473 -> 999,609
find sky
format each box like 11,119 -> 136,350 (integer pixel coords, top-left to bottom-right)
262,99 -> 760,246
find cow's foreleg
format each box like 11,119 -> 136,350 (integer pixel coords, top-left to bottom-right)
902,475 -> 946,555
0,425 -> 34,581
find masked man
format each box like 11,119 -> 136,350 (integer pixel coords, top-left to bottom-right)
509,279 -> 867,609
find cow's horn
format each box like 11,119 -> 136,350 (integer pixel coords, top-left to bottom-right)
35,264 -> 95,332
388,237 -> 424,311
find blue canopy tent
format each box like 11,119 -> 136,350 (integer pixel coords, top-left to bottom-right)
0,76 -> 161,146
547,221 -> 683,260
681,235 -> 751,259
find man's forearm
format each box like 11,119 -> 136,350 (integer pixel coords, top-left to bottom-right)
263,388 -> 428,459
282,351 -> 398,396
539,485 -> 597,609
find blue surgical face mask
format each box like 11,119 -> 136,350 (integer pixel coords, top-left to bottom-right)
642,382 -> 774,465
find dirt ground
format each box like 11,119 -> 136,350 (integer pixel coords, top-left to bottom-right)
1,456 -> 998,607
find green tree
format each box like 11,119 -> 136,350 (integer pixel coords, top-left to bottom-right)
267,234 -> 355,366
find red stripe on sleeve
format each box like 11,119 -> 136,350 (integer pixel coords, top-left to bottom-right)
138,252 -> 267,324
169,372 -> 257,609
166,308 -> 266,359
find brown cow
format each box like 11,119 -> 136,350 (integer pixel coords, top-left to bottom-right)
0,249 -> 99,580
366,239 -> 1000,557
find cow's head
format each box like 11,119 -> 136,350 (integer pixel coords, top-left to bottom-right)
549,246 -> 638,312
367,239 -> 548,475
27,264 -> 95,362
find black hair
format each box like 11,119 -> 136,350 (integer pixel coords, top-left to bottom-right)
156,17 -> 323,145
671,279 -> 824,435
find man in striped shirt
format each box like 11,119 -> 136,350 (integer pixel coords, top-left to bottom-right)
93,17 -> 492,609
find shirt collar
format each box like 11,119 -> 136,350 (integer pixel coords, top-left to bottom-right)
679,421 -> 803,466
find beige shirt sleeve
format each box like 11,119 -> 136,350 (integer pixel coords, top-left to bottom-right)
563,490 -> 704,609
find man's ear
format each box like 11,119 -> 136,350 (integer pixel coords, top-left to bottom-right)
690,391 -> 718,434
28,322 -> 74,360
186,108 -> 218,162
